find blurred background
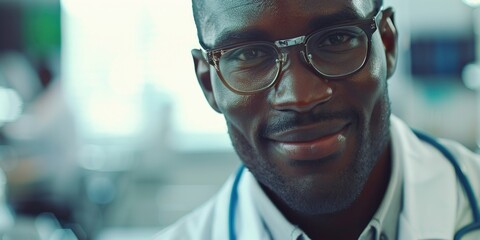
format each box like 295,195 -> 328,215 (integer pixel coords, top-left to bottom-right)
0,0 -> 478,239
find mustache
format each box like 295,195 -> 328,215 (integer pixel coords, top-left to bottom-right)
262,111 -> 355,136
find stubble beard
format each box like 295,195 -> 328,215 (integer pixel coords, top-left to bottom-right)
226,94 -> 391,216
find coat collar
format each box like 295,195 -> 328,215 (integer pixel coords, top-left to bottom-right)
391,116 -> 457,240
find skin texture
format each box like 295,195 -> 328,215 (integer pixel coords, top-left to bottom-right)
191,0 -> 398,238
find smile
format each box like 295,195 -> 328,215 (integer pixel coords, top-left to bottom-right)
268,122 -> 350,161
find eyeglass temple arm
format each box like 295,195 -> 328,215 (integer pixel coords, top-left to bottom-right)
374,7 -> 384,26
200,49 -> 221,71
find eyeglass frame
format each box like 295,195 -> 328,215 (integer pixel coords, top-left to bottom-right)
201,7 -> 384,95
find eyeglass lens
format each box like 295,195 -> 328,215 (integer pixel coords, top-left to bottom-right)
219,43 -> 280,92
217,25 -> 369,93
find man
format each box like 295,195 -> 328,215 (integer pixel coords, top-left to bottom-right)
156,0 -> 480,239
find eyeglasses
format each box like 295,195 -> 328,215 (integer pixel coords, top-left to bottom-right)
202,8 -> 383,94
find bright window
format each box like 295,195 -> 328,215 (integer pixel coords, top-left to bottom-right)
62,0 -> 230,151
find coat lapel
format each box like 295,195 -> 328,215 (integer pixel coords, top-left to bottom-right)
393,118 -> 457,240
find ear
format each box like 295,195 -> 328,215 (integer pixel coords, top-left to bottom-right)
379,7 -> 398,79
191,49 -> 221,113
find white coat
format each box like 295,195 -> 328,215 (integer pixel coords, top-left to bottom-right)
155,116 -> 480,240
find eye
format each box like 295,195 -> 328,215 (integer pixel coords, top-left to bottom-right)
320,32 -> 355,47
233,47 -> 268,61
308,27 -> 365,53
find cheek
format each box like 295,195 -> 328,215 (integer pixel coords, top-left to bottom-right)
345,37 -> 388,114
211,74 -> 264,138
212,75 -> 247,117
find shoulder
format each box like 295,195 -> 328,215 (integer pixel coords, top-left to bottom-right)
153,176 -> 235,240
438,138 -> 480,188
439,139 -> 480,171
391,116 -> 480,238
153,198 -> 217,240
391,116 -> 479,174
438,139 -> 480,235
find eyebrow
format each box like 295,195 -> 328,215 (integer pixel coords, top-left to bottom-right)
308,6 -> 364,29
210,29 -> 270,50
209,6 -> 365,50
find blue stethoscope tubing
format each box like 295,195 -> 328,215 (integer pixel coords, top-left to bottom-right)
228,131 -> 480,240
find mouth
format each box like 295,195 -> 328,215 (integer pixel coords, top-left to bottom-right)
267,121 -> 350,162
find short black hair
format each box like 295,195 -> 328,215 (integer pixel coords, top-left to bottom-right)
374,0 -> 384,11
192,0 -> 384,48
192,0 -> 207,48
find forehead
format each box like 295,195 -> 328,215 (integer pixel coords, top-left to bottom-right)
200,0 -> 374,48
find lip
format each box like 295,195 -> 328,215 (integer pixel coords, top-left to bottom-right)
268,121 -> 350,161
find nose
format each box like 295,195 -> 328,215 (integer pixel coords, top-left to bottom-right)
272,51 -> 333,113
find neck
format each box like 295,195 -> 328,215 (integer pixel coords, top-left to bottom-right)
274,144 -> 392,239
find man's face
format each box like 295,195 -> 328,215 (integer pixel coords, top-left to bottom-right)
193,0 -> 397,215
